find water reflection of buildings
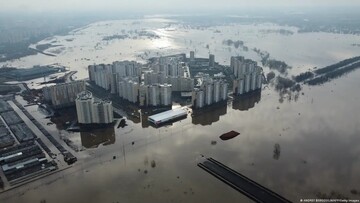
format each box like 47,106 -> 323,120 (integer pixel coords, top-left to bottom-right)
140,110 -> 150,128
124,108 -> 170,128
192,103 -> 227,126
122,90 -> 261,128
232,90 -> 261,111
80,127 -> 115,148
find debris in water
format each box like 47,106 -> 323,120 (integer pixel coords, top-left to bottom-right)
151,160 -> 156,168
220,130 -> 240,140
273,143 -> 281,160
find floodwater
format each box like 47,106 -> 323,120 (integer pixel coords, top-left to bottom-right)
1,17 -> 360,79
1,17 -> 360,203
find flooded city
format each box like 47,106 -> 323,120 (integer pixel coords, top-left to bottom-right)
1,7 -> 360,203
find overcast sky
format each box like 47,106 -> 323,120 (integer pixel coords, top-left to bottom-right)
0,0 -> 359,13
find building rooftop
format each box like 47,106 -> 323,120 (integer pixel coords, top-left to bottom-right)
77,91 -> 93,100
148,108 -> 187,124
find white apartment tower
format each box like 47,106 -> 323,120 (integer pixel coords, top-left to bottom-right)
160,84 -> 172,106
76,91 -> 114,124
231,56 -> 263,96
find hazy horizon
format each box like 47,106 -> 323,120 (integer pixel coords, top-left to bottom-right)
0,0 -> 359,14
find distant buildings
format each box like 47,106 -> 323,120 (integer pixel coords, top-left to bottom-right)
192,79 -> 228,109
167,76 -> 194,92
148,56 -> 193,92
143,69 -> 193,92
190,51 -> 195,61
75,91 -> 113,124
89,56 -> 194,108
209,54 -> 215,67
231,56 -> 263,95
2,65 -> 65,81
88,61 -> 141,94
118,77 -> 140,103
43,80 -> 86,109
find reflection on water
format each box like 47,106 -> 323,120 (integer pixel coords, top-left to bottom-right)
232,90 -> 261,111
80,126 -> 115,148
2,18 -> 360,203
273,143 -> 281,160
140,110 -> 150,128
50,107 -> 77,130
3,70 -> 360,203
192,103 -> 227,126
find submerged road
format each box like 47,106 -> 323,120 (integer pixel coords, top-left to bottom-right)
198,158 -> 292,203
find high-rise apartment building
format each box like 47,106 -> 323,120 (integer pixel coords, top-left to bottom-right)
192,79 -> 228,109
231,56 -> 263,96
76,91 -> 113,124
43,80 -> 86,109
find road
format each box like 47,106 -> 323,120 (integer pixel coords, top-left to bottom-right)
198,158 -> 291,203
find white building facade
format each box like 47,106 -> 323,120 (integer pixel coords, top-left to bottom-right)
76,91 -> 114,124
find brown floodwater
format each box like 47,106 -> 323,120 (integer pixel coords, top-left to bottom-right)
1,17 -> 360,203
1,67 -> 360,203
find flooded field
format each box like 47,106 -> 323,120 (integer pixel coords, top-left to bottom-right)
1,17 -> 360,79
0,17 -> 360,203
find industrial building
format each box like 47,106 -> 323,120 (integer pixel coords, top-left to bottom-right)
148,108 -> 187,126
0,141 -> 57,182
192,79 -> 228,109
0,106 -> 35,143
75,91 -> 114,124
0,100 -> 13,113
43,80 -> 86,109
0,120 -> 15,149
